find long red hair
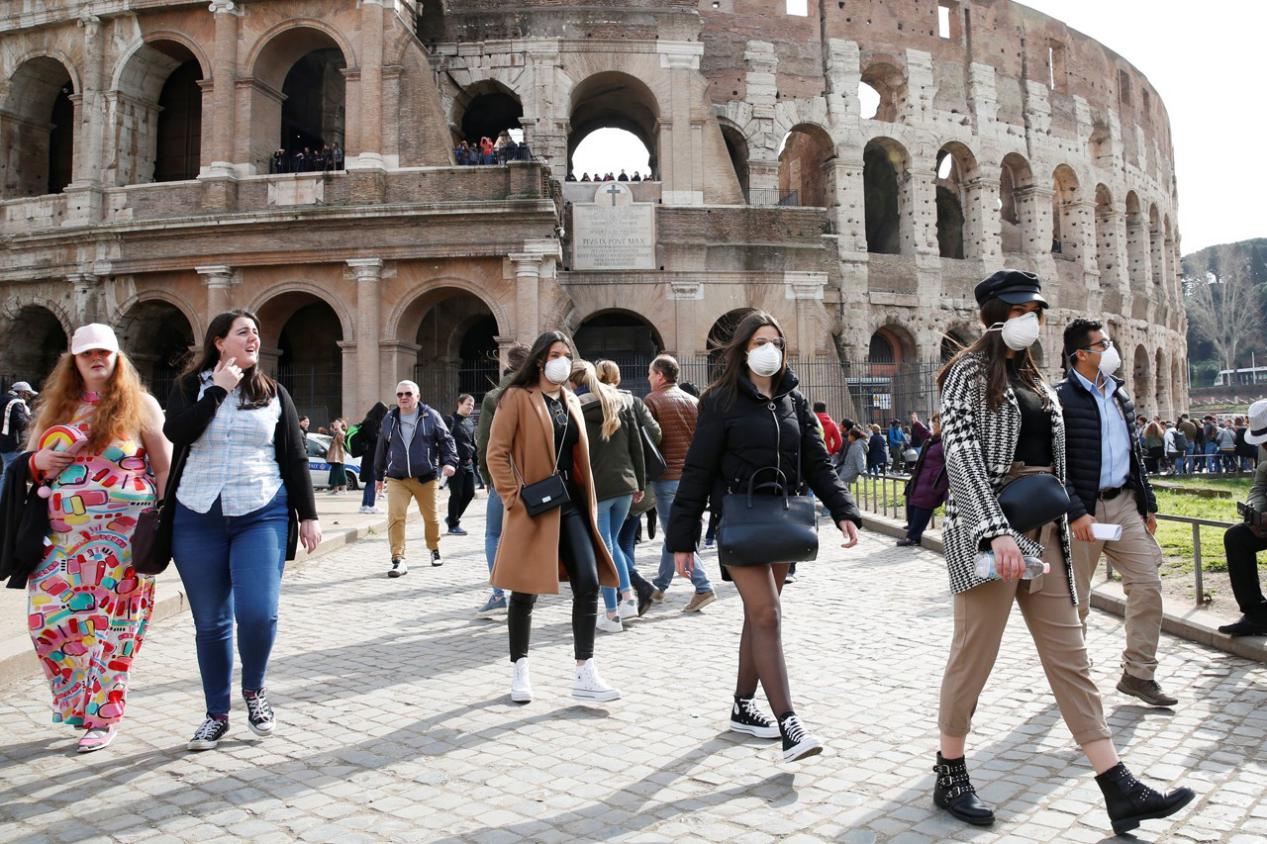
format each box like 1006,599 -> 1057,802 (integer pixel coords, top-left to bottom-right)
27,351 -> 150,453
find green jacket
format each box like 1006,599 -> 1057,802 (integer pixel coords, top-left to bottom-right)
625,392 -> 661,516
1250,445 -> 1267,514
475,373 -> 514,485
579,392 -> 645,502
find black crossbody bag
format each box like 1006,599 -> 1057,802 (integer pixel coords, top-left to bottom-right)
513,397 -> 571,517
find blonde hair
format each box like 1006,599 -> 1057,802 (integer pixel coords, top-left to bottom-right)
572,360 -> 623,441
28,350 -> 149,454
595,359 -> 621,386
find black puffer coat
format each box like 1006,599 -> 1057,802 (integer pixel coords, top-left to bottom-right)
666,368 -> 861,553
1055,373 -> 1155,522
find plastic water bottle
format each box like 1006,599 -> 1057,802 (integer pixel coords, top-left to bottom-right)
974,552 -> 1050,581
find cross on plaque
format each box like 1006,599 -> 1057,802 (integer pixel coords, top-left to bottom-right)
605,184 -> 623,198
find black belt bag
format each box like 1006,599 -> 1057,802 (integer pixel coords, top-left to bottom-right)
717,467 -> 819,566
997,472 -> 1070,534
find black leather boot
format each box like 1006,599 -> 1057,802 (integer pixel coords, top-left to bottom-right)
933,753 -> 995,826
1095,763 -> 1195,835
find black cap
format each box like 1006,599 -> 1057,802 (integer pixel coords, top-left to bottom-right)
973,269 -> 1048,308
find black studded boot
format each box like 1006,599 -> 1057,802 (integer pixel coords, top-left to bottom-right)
1095,763 -> 1195,835
932,753 -> 995,826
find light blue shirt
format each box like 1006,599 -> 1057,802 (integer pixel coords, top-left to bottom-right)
1073,368 -> 1130,491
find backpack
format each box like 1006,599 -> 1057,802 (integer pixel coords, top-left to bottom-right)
1171,430 -> 1188,452
345,423 -> 363,457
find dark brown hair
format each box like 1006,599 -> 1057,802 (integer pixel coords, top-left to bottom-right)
184,309 -> 278,409
937,298 -> 1046,411
703,310 -> 786,406
504,331 -> 578,394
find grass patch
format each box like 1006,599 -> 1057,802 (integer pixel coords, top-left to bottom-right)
1151,475 -> 1254,494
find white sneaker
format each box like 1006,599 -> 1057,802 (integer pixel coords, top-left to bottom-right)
510,658 -> 532,703
572,658 -> 621,702
595,612 -> 623,633
619,596 -> 639,623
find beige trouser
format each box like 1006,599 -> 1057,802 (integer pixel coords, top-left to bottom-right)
386,477 -> 440,557
939,466 -> 1111,745
1070,488 -> 1163,680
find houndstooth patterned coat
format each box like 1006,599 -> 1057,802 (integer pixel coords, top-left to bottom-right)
939,351 -> 1076,604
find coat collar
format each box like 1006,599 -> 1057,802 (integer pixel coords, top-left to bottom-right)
737,367 -> 799,402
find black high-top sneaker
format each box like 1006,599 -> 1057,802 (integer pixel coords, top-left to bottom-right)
729,697 -> 780,739
933,753 -> 995,826
777,712 -> 822,762
1095,763 -> 1194,835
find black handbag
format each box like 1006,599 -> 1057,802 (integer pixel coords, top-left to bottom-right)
997,472 -> 1070,534
632,403 -> 667,481
131,445 -> 187,576
513,398 -> 570,518
716,467 -> 819,566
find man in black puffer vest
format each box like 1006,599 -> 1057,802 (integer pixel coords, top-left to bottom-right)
1057,319 -> 1176,709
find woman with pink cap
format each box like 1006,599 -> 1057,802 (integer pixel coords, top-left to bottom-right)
22,323 -> 171,752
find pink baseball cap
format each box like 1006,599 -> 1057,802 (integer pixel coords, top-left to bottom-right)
70,324 -> 120,355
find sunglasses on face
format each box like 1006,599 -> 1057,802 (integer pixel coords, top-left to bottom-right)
1082,339 -> 1113,353
397,392 -> 414,398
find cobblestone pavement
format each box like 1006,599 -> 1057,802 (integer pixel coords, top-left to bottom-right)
2,501 -> 1265,844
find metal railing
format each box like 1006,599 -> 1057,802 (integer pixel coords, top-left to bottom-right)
1116,513 -> 1236,606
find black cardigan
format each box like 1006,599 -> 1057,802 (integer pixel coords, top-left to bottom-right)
163,374 -> 318,560
0,453 -> 49,589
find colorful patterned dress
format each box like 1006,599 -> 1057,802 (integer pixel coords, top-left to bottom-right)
27,396 -> 157,729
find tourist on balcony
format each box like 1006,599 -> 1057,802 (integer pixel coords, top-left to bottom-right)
473,344 -> 530,618
932,270 -> 1192,833
631,172 -> 642,182
373,380 -> 457,577
291,148 -> 307,173
331,142 -> 344,171
1058,318 -> 1176,708
1219,399 -> 1267,637
269,149 -> 287,174
580,172 -> 591,182
485,331 -> 622,705
618,169 -> 629,182
566,171 -> 577,181
479,136 -> 494,164
164,310 -> 322,752
444,394 -> 477,536
666,310 -> 861,763
11,325 -> 170,753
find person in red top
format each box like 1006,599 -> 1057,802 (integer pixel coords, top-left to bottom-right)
813,401 -> 842,456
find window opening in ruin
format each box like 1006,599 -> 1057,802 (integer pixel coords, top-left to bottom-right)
1051,165 -> 1080,260
280,48 -> 347,160
1142,88 -> 1151,121
858,83 -> 882,119
1089,120 -> 1111,166
938,3 -> 957,40
0,306 -> 67,388
786,0 -> 809,16
154,60 -> 204,182
2,56 -> 77,198
778,125 -> 833,207
48,84 -> 74,194
859,64 -> 904,122
1124,191 -> 1147,293
576,311 -> 664,395
1117,69 -> 1131,106
415,304 -> 501,406
935,149 -> 966,260
458,85 -> 524,149
571,128 -> 651,182
1047,41 -> 1067,92
863,142 -> 903,255
720,124 -> 750,200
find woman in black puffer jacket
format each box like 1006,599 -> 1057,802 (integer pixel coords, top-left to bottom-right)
666,310 -> 861,764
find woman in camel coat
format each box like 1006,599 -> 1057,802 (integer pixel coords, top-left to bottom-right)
486,331 -> 620,705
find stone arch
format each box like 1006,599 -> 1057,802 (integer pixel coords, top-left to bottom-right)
0,304 -> 71,388
251,281 -> 355,348
111,32 -> 211,91
778,123 -> 834,207
111,38 -> 206,184
864,137 -> 911,255
247,24 -> 352,172
999,151 -> 1034,255
859,61 -> 906,122
1131,344 -> 1152,415
567,71 -> 660,180
113,288 -> 204,345
1124,191 -> 1148,293
1051,164 -> 1081,259
935,141 -> 977,259
452,78 -> 524,148
575,309 -> 665,395
385,278 -> 509,346
252,288 -> 347,423
115,297 -> 196,404
1,56 -> 77,198
717,118 -> 750,199
391,283 -> 506,407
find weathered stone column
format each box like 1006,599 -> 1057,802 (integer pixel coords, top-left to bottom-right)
658,42 -> 705,205
347,258 -> 383,411
349,0 -> 386,170
785,272 -> 828,357
667,279 -> 704,356
196,265 -> 236,316
72,14 -> 104,187
207,1 -> 241,176
68,272 -> 103,325
905,167 -> 938,257
509,253 -> 542,345
1096,201 -> 1128,294
962,176 -> 1002,263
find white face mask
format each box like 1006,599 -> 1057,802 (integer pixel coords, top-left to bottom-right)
746,342 -> 783,377
989,311 -> 1041,351
1096,343 -> 1122,377
543,356 -> 572,385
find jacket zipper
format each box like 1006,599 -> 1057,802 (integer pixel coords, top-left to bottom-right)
769,399 -> 781,487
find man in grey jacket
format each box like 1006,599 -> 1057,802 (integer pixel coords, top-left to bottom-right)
836,427 -> 868,485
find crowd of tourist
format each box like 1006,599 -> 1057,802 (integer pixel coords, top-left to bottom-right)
566,169 -> 651,182
268,143 -> 344,174
454,130 -> 533,165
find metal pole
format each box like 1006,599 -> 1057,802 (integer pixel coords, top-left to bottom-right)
1193,523 -> 1204,605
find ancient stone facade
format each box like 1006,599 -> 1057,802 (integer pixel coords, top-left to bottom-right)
0,0 -> 1187,424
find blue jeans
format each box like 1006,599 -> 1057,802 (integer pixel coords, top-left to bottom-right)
651,479 -> 712,593
361,479 -> 376,509
485,491 -> 504,599
1204,442 -> 1219,472
172,487 -> 289,717
1172,451 -> 1187,475
0,451 -> 17,489
618,513 -> 639,569
595,495 -> 633,611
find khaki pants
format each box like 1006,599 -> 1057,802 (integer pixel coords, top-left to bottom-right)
386,477 -> 440,557
939,467 -> 1110,745
1070,488 -> 1163,680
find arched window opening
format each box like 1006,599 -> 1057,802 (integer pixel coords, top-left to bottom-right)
1132,345 -> 1151,414
413,295 -> 501,406
568,72 -> 659,182
280,48 -> 347,168
575,311 -> 665,395
1051,165 -> 1080,259
155,59 -> 204,182
264,297 -> 344,423
0,57 -> 76,198
1089,120 -> 1111,166
0,306 -> 68,387
863,140 -> 906,255
999,153 -> 1033,255
453,82 -> 526,165
777,125 -> 833,207
934,147 -> 970,259
720,124 -> 750,199
117,301 -> 195,404
114,40 -> 203,185
859,64 -> 904,122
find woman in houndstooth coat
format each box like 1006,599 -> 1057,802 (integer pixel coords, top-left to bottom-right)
930,270 -> 1193,836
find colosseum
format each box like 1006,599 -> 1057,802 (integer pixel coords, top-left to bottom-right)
0,0 -> 1187,425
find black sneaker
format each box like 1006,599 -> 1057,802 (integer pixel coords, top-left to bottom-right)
388,556 -> 407,578
778,713 -> 823,762
187,715 -> 229,751
243,689 -> 275,736
431,549 -> 443,567
729,698 -> 780,739
1217,614 -> 1267,638
448,525 -> 468,536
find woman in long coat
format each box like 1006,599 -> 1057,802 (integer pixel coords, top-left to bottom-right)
486,331 -> 620,705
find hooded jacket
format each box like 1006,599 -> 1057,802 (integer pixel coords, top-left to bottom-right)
373,404 -> 458,482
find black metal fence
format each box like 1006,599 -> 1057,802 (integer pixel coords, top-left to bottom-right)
277,366 -> 343,426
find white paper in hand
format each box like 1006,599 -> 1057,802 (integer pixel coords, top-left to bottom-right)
1090,523 -> 1123,542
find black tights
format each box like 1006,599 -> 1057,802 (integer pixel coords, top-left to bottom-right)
729,563 -> 792,714
508,504 -> 600,662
